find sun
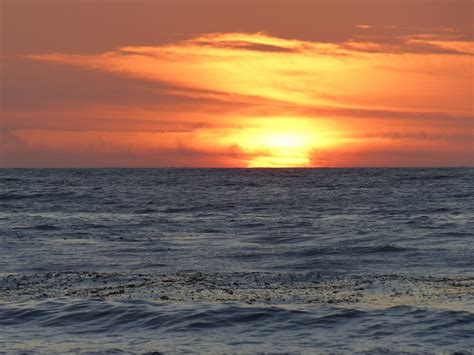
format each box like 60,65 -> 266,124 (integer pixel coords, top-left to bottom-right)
246,131 -> 313,167
226,117 -> 328,168
213,117 -> 336,168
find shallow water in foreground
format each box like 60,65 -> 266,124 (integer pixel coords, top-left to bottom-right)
0,168 -> 473,353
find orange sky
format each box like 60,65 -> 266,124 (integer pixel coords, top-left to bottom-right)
1,0 -> 473,167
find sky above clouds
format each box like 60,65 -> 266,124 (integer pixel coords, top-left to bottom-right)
1,0 -> 473,167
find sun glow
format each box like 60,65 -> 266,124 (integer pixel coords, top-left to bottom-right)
224,118 -> 332,168
246,131 -> 312,168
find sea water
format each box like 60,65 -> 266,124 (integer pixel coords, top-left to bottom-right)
0,168 -> 472,353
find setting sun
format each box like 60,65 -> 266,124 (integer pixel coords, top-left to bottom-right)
220,118 -> 334,168
245,130 -> 313,168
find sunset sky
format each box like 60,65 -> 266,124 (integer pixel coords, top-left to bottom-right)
1,0 -> 473,167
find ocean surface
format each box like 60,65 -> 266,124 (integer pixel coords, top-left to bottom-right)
0,168 -> 473,353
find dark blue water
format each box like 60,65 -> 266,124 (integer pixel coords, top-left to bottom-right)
0,168 -> 473,353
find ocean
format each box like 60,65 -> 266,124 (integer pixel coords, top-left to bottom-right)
0,168 -> 473,353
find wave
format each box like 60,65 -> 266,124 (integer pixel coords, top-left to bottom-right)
134,208 -> 159,214
0,299 -> 472,353
352,245 -> 408,253
0,177 -> 22,182
31,224 -> 61,231
0,193 -> 39,201
397,173 -> 457,181
160,203 -> 235,214
278,245 -> 408,259
0,192 -> 75,201
1,299 -> 472,334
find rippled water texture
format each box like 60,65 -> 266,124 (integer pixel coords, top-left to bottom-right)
0,168 -> 473,353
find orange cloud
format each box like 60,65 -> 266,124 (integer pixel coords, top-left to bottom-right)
6,32 -> 473,167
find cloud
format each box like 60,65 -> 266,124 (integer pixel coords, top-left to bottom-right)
355,25 -> 373,30
312,143 -> 474,168
187,33 -> 302,53
347,25 -> 473,55
5,32 -> 473,167
0,129 -> 250,168
25,32 -> 472,98
343,36 -> 473,56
